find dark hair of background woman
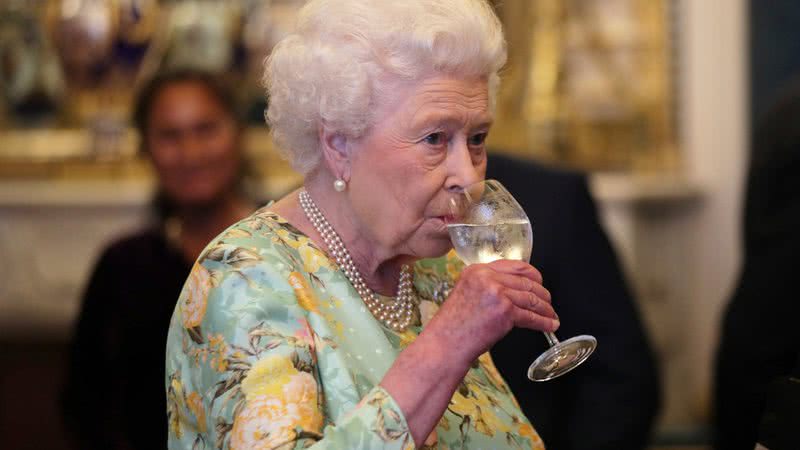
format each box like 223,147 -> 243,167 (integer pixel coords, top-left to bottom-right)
133,69 -> 241,137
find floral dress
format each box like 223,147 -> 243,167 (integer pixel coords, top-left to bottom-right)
165,208 -> 545,450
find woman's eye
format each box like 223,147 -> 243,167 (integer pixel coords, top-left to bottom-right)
469,132 -> 488,146
424,132 -> 445,146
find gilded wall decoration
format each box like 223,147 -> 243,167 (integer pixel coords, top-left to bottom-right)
0,0 -> 677,173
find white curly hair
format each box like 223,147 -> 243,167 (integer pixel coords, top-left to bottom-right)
263,0 -> 507,175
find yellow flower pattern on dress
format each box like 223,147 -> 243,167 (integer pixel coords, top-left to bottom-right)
231,370 -> 323,450
230,395 -> 297,450
207,333 -> 229,373
446,260 -> 462,281
449,381 -> 511,437
519,422 -> 538,441
397,329 -> 416,349
298,241 -> 332,273
165,209 -> 545,449
181,263 -> 211,329
288,271 -> 319,313
283,372 -> 324,431
167,375 -> 185,439
478,352 -> 511,393
186,391 -> 207,433
241,355 -> 296,399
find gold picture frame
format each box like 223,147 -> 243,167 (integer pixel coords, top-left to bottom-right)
489,0 -> 679,172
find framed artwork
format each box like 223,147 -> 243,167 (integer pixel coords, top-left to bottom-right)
490,0 -> 679,171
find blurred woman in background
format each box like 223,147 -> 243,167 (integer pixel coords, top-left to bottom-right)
62,70 -> 255,450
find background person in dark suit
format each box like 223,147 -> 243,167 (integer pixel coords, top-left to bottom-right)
713,80 -> 800,450
488,152 -> 661,450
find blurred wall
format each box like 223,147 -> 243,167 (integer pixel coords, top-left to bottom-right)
679,0 -> 747,428
592,0 -> 748,440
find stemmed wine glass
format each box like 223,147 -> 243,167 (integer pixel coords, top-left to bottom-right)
447,179 -> 597,381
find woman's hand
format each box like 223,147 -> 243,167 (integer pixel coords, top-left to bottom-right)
424,259 -> 559,366
380,259 -> 558,446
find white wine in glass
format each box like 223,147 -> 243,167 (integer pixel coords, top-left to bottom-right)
447,179 -> 597,382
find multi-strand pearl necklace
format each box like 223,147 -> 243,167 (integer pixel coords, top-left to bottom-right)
299,189 -> 415,331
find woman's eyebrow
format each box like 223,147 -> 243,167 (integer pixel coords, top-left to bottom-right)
410,111 -> 493,130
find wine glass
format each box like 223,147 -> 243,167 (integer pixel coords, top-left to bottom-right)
447,179 -> 597,382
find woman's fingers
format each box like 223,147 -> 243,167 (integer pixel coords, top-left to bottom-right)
491,273 -> 551,304
513,306 -> 560,333
485,262 -> 558,332
487,259 -> 543,283
505,289 -> 557,319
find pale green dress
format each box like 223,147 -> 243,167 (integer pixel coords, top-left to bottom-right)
165,208 -> 545,449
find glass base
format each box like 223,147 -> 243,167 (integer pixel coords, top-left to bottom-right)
527,335 -> 597,382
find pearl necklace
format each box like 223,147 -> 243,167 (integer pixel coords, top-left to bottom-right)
299,189 -> 415,331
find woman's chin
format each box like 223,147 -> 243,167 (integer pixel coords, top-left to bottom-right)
415,235 -> 454,259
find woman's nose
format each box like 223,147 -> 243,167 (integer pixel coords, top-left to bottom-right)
178,135 -> 207,164
445,140 -> 482,192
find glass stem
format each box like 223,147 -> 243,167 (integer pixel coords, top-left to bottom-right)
544,332 -> 560,347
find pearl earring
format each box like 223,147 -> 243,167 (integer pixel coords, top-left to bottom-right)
333,178 -> 347,192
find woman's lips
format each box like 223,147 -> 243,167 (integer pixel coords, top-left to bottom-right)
431,216 -> 456,233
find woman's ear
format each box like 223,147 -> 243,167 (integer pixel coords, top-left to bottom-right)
319,125 -> 352,181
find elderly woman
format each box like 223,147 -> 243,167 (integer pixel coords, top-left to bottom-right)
165,1 -> 559,448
